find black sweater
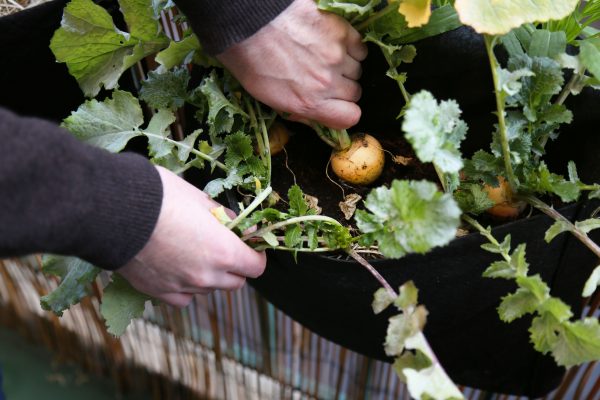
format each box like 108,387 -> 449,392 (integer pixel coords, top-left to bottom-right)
0,0 -> 293,270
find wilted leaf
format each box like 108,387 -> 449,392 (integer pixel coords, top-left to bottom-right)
339,193 -> 362,220
398,0 -> 431,28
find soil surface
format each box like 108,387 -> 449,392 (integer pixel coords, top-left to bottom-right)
271,122 -> 440,226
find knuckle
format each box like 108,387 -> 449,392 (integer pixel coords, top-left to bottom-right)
188,274 -> 210,290
325,46 -> 345,65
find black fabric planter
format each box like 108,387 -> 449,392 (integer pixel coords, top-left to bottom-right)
250,28 -> 600,398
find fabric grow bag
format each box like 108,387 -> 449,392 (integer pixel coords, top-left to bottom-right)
250,28 -> 600,398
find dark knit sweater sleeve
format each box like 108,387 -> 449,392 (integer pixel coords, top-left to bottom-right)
174,0 -> 294,55
0,107 -> 163,270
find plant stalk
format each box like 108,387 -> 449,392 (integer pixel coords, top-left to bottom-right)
484,35 -> 518,190
143,132 -> 229,172
523,195 -> 600,259
356,2 -> 398,32
241,215 -> 342,241
347,249 -> 397,298
226,186 -> 273,230
462,215 -> 512,262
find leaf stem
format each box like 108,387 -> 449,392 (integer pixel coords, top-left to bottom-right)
256,100 -> 272,183
346,249 -> 397,298
241,215 -> 342,241
355,2 -> 398,32
226,186 -> 273,230
523,194 -> 600,259
462,214 -> 511,262
484,35 -> 518,190
143,132 -> 229,172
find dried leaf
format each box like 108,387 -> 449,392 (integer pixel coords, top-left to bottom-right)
339,193 -> 362,220
392,154 -> 414,166
304,194 -> 322,214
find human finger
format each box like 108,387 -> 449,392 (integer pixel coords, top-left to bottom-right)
227,244 -> 267,279
346,28 -> 368,61
332,76 -> 362,103
310,99 -> 362,130
160,292 -> 195,307
341,56 -> 363,81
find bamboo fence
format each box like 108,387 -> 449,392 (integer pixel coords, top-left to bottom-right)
0,256 -> 598,400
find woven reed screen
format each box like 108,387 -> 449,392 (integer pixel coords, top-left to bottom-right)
1,257 -> 598,400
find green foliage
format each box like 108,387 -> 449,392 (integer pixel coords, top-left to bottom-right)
101,275 -> 152,336
50,0 -> 168,97
454,183 -> 495,215
402,91 -> 467,175
62,90 -> 145,152
355,180 -> 461,258
582,265 -> 600,297
140,68 -> 190,109
40,256 -> 101,316
580,38 -> 600,81
316,0 -> 381,24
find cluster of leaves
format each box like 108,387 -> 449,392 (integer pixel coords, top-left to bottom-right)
477,228 -> 600,367
372,281 -> 463,400
42,0 -> 600,397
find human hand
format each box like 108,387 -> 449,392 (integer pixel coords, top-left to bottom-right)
117,167 -> 266,307
216,0 -> 368,130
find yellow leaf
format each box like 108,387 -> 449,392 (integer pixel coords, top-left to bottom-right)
454,0 -> 579,35
399,0 -> 432,28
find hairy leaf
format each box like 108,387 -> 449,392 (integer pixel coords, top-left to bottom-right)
454,183 -> 495,215
402,91 -> 467,174
288,185 -> 310,217
373,288 -> 396,314
454,0 -> 578,35
552,318 -> 600,367
140,68 -> 190,109
498,288 -> 539,322
101,274 -> 151,336
545,220 -> 571,242
146,109 -> 176,159
50,0 -> 168,97
41,256 -> 101,316
200,70 -> 247,138
62,90 -> 143,152
355,180 -> 461,258
580,38 -> 600,81
203,168 -> 244,198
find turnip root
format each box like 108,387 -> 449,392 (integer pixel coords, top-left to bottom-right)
484,176 -> 526,218
268,122 -> 290,155
330,133 -> 385,185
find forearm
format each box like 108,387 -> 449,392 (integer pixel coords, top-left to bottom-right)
172,0 -> 294,54
0,107 -> 163,270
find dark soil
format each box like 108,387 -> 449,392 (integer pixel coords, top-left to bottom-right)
270,122 -> 440,225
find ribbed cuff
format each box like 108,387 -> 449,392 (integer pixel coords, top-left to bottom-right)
174,0 -> 294,55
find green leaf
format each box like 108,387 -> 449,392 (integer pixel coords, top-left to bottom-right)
392,350 -> 432,383
261,231 -> 280,247
454,183 -> 495,215
288,185 -> 309,217
62,90 -> 143,152
528,29 -> 567,58
498,288 -> 540,322
355,180 -> 461,259
516,274 -> 550,301
140,68 -> 190,110
391,5 -> 462,44
316,0 -> 380,23
199,70 -> 247,138
454,0 -> 579,35
224,131 -> 254,168
372,287 -> 396,314
545,220 -> 571,243
40,256 -> 101,316
552,318 -> 600,367
146,109 -> 176,159
177,129 -> 202,162
101,274 -> 152,336
530,313 -> 560,353
575,218 -> 600,234
582,265 -> 600,297
203,168 -> 244,198
538,297 -> 573,322
384,306 -> 428,356
50,0 -> 168,97
284,224 -> 302,248
510,244 -> 529,276
463,151 -> 504,186
403,363 -> 464,400
497,67 -> 535,96
580,38 -> 600,81
395,280 -> 419,310
483,260 -> 515,279
402,91 -> 467,174
155,34 -> 218,69
525,162 -> 581,202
